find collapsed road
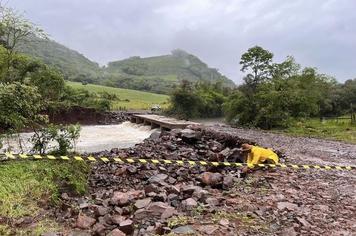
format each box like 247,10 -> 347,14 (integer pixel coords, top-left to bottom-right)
42,124 -> 356,235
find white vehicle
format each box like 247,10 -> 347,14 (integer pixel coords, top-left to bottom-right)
151,104 -> 161,112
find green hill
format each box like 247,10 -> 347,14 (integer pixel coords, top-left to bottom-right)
18,39 -> 235,94
67,81 -> 169,110
18,37 -> 102,83
104,49 -> 235,93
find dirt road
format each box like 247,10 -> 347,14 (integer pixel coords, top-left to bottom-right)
218,126 -> 356,235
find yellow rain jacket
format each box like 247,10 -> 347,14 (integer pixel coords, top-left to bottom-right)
247,146 -> 279,166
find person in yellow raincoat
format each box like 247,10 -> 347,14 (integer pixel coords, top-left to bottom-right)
240,143 -> 279,172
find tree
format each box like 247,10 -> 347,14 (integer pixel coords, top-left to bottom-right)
0,82 -> 46,132
168,80 -> 202,119
271,56 -> 300,79
240,46 -> 274,88
0,6 -> 47,81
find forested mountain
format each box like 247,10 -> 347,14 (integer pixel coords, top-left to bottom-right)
18,37 -> 102,82
18,39 -> 235,94
104,49 -> 235,93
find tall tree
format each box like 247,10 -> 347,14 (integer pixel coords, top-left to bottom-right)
240,46 -> 274,89
0,6 -> 47,81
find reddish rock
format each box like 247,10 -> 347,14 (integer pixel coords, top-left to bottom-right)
166,185 -> 180,194
161,207 -> 177,219
182,198 -> 198,210
192,188 -> 208,201
147,202 -> 174,215
181,185 -> 202,196
134,202 -> 176,220
134,198 -> 152,209
93,223 -> 106,235
133,209 -> 147,220
129,190 -> 144,199
115,167 -> 127,176
107,229 -> 126,236
206,197 -> 219,206
76,214 -> 96,229
280,227 -> 297,236
219,219 -> 230,227
200,172 -> 223,186
94,206 -> 110,216
223,175 -> 234,189
296,217 -> 311,228
144,184 -> 160,194
148,174 -> 168,184
119,219 -> 134,235
111,192 -> 129,206
199,225 -> 219,235
277,202 -> 299,211
111,215 -> 126,225
111,190 -> 144,206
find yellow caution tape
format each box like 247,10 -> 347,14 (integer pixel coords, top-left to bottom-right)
0,153 -> 354,171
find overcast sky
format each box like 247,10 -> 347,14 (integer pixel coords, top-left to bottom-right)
8,0 -> 356,83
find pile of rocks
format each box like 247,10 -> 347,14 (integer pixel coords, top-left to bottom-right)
49,125 -> 355,236
54,127 -> 261,235
97,125 -> 260,164
57,167 -> 241,235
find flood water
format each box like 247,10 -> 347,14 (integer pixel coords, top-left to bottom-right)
1,122 -> 157,153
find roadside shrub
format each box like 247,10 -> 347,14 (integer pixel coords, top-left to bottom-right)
0,82 -> 47,132
30,124 -> 81,155
168,80 -> 229,119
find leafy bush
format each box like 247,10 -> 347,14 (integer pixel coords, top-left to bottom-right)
168,80 -> 229,119
30,124 -> 81,155
0,82 -> 47,132
59,86 -> 113,111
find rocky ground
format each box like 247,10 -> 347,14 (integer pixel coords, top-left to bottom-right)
49,124 -> 355,236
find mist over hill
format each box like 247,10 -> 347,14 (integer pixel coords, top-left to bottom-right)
19,39 -> 235,94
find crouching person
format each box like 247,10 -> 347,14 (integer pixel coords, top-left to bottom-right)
240,143 -> 279,173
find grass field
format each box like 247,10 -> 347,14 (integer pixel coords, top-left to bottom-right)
0,160 -> 90,235
278,118 -> 356,144
67,81 -> 169,110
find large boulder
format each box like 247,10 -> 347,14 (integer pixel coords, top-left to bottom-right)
180,129 -> 202,143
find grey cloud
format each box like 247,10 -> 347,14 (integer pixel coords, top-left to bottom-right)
9,0 -> 356,83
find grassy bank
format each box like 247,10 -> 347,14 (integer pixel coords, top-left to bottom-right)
277,118 -> 356,144
0,160 -> 90,235
67,81 -> 169,110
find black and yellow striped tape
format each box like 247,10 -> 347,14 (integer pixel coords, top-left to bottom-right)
0,153 -> 355,171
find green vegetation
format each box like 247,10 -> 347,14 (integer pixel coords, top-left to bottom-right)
0,160 -> 90,234
68,81 -> 169,110
18,36 -> 102,83
0,6 -> 93,234
31,124 -> 81,155
104,50 -> 235,94
224,46 -> 356,130
18,37 -> 236,94
280,118 -> 356,144
167,216 -> 190,228
168,80 -> 231,119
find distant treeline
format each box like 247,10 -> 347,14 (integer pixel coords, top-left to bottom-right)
169,46 -> 356,129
